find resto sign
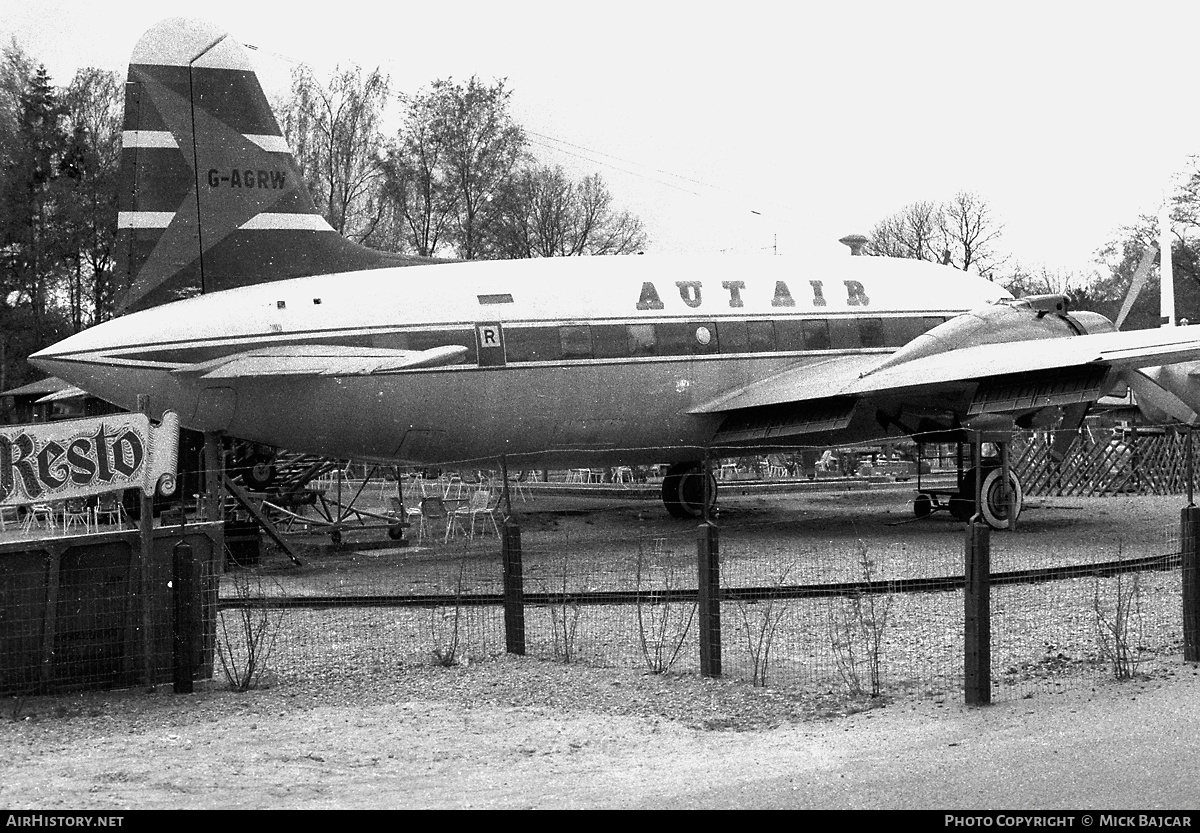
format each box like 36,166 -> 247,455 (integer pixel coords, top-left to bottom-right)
0,411 -> 180,506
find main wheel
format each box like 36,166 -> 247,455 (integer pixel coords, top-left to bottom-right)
661,462 -> 718,519
951,467 -> 1023,529
913,492 -> 933,518
244,459 -> 277,490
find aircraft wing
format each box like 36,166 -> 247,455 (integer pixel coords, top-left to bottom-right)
847,324 -> 1200,397
692,325 -> 1200,441
173,344 -> 469,379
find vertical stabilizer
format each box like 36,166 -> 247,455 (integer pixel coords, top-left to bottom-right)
117,18 -> 434,312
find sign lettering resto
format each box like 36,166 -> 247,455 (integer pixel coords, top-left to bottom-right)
635,279 -> 870,310
0,412 -> 180,506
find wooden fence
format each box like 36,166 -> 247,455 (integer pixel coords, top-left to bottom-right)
1013,427 -> 1198,497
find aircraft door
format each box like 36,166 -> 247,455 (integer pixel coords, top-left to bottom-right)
476,322 -> 505,367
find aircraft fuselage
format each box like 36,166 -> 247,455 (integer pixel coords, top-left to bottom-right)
32,254 -> 1011,469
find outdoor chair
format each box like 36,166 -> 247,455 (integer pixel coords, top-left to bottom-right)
22,503 -> 55,533
95,492 -> 127,527
389,495 -> 426,543
418,495 -> 455,543
452,488 -> 501,540
62,498 -> 91,534
506,471 -> 530,502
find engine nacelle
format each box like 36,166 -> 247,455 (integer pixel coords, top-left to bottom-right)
876,296 -> 1116,373
1125,362 -> 1200,425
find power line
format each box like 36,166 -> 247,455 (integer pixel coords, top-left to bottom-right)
524,135 -> 704,197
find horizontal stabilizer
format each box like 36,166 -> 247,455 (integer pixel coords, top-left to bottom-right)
35,385 -> 90,403
173,344 -> 468,379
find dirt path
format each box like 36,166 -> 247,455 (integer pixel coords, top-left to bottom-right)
5,657 -> 1200,809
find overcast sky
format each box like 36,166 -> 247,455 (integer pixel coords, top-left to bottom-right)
4,0 -> 1199,277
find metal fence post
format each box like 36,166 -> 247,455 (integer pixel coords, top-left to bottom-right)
1183,506 -> 1200,662
964,519 -> 991,705
137,394 -> 155,687
172,533 -> 196,693
698,521 -> 721,678
502,519 -> 525,655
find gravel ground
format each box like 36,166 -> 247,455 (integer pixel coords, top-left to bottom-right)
6,652 -> 1200,809
4,485 -> 1197,809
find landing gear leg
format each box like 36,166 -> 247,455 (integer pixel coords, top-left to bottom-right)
661,461 -> 718,519
947,437 -> 1023,530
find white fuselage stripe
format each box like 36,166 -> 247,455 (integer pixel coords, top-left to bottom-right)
117,211 -> 176,229
121,131 -> 287,153
121,130 -> 178,148
238,213 -> 337,231
245,134 -> 291,153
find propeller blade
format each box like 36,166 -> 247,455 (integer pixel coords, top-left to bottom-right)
1114,244 -> 1157,330
1160,202 -> 1175,327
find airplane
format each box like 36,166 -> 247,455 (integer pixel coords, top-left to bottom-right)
29,18 -> 1200,529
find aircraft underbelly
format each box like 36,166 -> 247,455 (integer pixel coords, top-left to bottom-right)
212,358 -> 753,465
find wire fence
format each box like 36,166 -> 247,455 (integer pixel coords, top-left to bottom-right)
2,425 -> 1194,707
214,482 -> 1190,706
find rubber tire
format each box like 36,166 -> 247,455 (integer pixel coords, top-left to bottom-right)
951,467 -> 1023,529
387,523 -> 405,540
661,462 -> 718,519
243,459 -> 277,490
913,493 -> 933,518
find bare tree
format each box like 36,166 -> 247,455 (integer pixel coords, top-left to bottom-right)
283,65 -> 390,244
435,76 -> 525,260
59,67 -> 121,327
865,192 -> 1005,278
941,190 -> 1006,278
488,164 -> 647,258
380,89 -> 460,257
866,200 -> 942,261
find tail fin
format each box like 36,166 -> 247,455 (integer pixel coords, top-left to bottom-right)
117,18 -> 429,312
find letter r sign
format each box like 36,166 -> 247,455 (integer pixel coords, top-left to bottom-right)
476,322 -> 505,367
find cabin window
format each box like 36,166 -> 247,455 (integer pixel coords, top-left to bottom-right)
505,326 -> 559,362
370,332 -> 411,350
747,320 -> 776,352
627,324 -> 658,356
801,319 -> 831,350
657,321 -> 718,355
858,317 -> 885,348
716,320 -> 750,353
592,324 -> 628,358
827,318 -> 859,350
882,316 -> 937,346
559,325 -> 593,359
775,319 -> 805,351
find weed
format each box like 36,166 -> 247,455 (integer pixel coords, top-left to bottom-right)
1093,547 -> 1144,680
728,556 -> 798,687
827,540 -> 892,697
215,559 -> 280,691
549,554 -> 582,663
429,558 -> 467,667
635,536 -> 696,674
